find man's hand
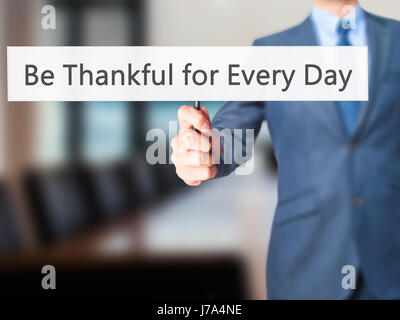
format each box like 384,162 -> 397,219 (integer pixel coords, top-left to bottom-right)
171,105 -> 220,186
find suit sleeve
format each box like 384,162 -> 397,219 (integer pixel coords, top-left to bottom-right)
211,100 -> 266,178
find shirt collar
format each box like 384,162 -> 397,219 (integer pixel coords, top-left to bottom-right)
311,4 -> 365,35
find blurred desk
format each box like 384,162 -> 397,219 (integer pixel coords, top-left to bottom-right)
0,210 -> 246,299
0,199 -> 248,300
0,170 -> 277,299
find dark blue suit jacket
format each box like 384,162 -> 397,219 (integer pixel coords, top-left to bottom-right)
212,10 -> 400,299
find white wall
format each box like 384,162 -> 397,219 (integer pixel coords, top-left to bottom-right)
146,0 -> 400,45
361,0 -> 400,20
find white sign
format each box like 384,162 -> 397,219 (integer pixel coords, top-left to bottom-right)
7,46 -> 368,101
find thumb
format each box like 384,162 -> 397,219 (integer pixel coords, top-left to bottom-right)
200,106 -> 211,122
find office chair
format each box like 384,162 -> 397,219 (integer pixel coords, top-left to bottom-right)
0,181 -> 21,252
118,157 -> 160,208
76,163 -> 130,222
24,168 -> 91,243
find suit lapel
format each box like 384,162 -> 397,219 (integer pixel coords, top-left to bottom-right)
291,14 -> 390,140
353,11 -> 392,139
299,16 -> 349,140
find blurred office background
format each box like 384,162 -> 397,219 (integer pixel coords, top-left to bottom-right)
0,0 -> 399,300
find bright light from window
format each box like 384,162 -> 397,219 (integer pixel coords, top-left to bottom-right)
83,102 -> 130,163
35,102 -> 67,166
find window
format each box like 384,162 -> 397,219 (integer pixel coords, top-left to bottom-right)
83,102 -> 130,162
34,1 -> 143,165
35,102 -> 67,166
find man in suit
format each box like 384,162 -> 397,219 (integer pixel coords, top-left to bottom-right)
170,0 -> 400,299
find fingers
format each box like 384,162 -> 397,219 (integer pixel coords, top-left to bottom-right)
171,129 -> 211,152
173,105 -> 216,186
171,149 -> 213,167
183,180 -> 203,187
175,165 -> 218,182
171,129 -> 213,166
178,105 -> 211,131
199,106 -> 210,121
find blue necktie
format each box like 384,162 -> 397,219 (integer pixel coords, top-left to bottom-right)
336,23 -> 361,136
